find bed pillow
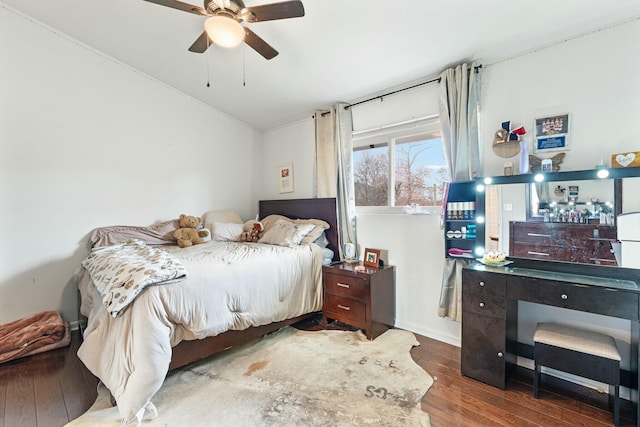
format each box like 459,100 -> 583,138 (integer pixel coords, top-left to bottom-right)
260,214 -> 292,232
321,247 -> 335,265
299,221 -> 329,245
260,214 -> 330,245
313,232 -> 330,248
212,222 -> 244,242
258,220 -> 316,248
203,210 -> 243,236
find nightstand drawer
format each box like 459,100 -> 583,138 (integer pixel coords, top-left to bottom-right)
323,272 -> 367,300
324,293 -> 366,326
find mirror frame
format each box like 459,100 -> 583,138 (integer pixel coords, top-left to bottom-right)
478,167 -> 640,186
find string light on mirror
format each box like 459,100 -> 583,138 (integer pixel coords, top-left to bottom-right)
595,157 -> 609,178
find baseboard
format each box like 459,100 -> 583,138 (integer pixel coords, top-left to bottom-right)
69,320 -> 81,332
394,320 -> 461,348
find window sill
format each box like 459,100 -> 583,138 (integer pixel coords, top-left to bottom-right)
356,206 -> 440,215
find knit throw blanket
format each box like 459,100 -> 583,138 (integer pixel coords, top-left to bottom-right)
81,240 -> 187,318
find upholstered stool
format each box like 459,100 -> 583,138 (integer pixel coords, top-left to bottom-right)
534,322 -> 620,426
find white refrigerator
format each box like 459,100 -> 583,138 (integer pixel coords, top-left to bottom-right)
617,212 -> 640,269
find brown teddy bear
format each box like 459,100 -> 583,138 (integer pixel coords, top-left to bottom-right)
239,220 -> 264,243
174,214 -> 210,248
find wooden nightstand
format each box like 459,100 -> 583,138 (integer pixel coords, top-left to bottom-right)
322,263 -> 395,340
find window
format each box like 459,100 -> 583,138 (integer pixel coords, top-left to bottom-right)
353,117 -> 450,211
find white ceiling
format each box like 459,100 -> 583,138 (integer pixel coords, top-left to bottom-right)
3,0 -> 639,130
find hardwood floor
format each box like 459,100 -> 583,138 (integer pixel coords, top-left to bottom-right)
0,330 -> 98,427
0,318 -> 632,426
411,333 -> 632,427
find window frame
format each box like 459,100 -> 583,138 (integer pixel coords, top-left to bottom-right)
352,115 -> 447,214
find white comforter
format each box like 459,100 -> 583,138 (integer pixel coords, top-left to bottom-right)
76,241 -> 323,424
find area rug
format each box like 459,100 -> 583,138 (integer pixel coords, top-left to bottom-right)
66,327 -> 433,426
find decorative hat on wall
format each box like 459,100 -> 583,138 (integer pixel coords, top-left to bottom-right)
493,121 -> 527,158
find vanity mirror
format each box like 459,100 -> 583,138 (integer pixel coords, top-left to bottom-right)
477,167 -> 640,268
527,179 -> 615,223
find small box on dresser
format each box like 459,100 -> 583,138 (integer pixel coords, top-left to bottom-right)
322,263 -> 395,340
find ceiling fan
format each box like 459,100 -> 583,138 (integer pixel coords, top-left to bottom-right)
143,0 -> 304,60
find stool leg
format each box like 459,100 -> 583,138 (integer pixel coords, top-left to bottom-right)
534,362 -> 540,398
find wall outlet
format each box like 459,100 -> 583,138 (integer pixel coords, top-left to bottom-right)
504,203 -> 513,211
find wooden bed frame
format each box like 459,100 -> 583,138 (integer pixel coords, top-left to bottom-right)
168,197 -> 338,370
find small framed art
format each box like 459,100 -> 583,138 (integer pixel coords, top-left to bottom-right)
533,113 -> 570,153
278,163 -> 294,193
363,248 -> 380,268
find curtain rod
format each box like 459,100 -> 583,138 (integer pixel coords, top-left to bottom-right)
315,78 -> 439,118
316,64 -> 482,117
343,77 -> 440,111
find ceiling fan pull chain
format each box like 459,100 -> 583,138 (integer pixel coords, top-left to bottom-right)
243,43 -> 246,87
206,38 -> 212,87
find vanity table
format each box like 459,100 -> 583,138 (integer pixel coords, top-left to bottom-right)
461,257 -> 640,424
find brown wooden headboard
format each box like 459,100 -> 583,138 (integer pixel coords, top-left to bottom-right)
259,198 -> 339,261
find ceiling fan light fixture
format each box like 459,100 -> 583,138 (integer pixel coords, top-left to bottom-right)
204,16 -> 245,48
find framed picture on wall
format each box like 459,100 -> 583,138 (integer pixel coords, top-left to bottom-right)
278,163 -> 294,193
533,113 -> 570,153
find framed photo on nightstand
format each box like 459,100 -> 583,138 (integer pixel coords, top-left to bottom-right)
363,248 -> 380,268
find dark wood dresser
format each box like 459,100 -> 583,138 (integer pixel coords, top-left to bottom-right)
509,221 -> 617,265
322,263 -> 395,340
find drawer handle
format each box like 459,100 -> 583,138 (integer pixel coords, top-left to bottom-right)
479,302 -> 485,308
527,251 -> 550,256
479,281 -> 485,287
337,304 -> 351,311
527,233 -> 551,238
336,283 -> 350,289
497,352 -> 504,358
561,294 -> 568,300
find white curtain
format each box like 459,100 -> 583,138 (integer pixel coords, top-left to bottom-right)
314,111 -> 337,198
439,63 -> 480,181
314,103 -> 357,259
437,63 -> 481,321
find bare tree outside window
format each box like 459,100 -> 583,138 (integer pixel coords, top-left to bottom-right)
354,147 -> 388,206
353,130 -> 450,208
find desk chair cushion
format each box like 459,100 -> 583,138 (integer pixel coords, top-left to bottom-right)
534,322 -> 620,361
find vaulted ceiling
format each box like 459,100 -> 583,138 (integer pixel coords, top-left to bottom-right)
3,0 -> 639,130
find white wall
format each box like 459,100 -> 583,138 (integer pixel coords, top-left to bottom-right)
481,19 -> 640,175
257,19 -> 640,349
256,118 -> 316,202
0,8 -> 257,325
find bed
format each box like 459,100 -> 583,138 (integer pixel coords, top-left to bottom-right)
76,198 -> 338,424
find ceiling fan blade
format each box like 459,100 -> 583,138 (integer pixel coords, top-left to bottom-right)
243,27 -> 278,60
143,0 -> 208,16
242,0 -> 304,22
188,31 -> 212,53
